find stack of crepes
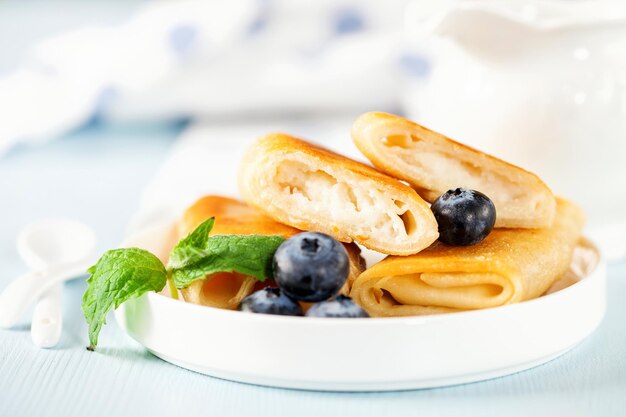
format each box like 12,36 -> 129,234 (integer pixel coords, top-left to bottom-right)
345,113 -> 588,316
176,112 -> 590,316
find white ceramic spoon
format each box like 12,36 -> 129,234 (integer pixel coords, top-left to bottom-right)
0,219 -> 97,348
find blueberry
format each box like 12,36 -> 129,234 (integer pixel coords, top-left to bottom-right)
239,287 -> 303,316
431,188 -> 496,246
273,232 -> 349,302
305,295 -> 369,318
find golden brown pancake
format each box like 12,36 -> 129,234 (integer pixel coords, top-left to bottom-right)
350,198 -> 584,316
238,133 -> 439,255
177,196 -> 365,309
352,112 -> 556,229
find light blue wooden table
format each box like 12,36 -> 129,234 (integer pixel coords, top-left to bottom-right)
1,124 -> 625,417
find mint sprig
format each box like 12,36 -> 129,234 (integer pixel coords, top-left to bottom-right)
82,217 -> 286,350
82,248 -> 167,350
168,218 -> 285,288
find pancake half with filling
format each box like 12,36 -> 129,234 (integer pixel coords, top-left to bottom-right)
238,133 -> 439,255
352,112 -> 556,229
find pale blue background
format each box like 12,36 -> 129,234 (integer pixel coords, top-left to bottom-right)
0,124 -> 625,417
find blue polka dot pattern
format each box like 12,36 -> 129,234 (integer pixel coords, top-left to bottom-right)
399,53 -> 431,78
169,25 -> 198,55
333,8 -> 365,34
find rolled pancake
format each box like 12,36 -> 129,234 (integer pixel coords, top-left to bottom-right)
238,133 -> 439,255
177,196 -> 365,309
350,199 -> 584,317
352,112 -> 556,229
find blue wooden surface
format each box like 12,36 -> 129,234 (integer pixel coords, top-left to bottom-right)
0,124 -> 625,417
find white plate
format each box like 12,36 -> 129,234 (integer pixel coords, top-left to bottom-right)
114,222 -> 606,391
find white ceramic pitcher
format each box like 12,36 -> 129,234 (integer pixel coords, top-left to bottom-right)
404,0 -> 626,232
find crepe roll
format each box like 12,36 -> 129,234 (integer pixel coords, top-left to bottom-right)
178,195 -> 298,239
177,196 -> 365,309
350,198 -> 584,317
238,134 -> 439,255
352,112 -> 556,229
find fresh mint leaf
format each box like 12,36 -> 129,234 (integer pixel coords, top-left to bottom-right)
82,248 -> 167,350
168,217 -> 215,270
169,233 -> 285,289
